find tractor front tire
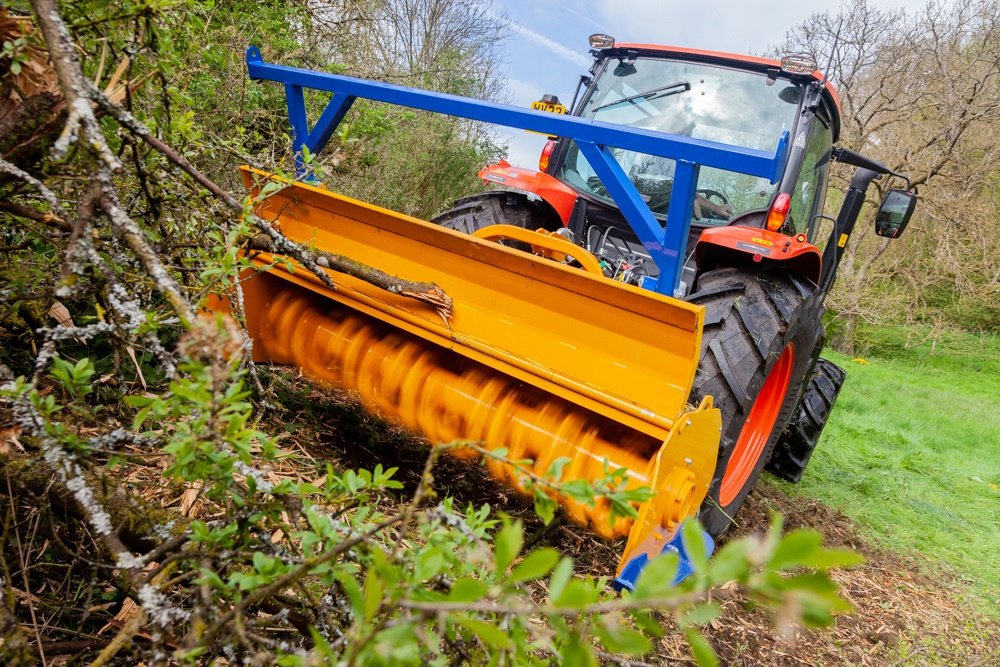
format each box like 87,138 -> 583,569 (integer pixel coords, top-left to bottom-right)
767,358 -> 846,483
687,268 -> 821,537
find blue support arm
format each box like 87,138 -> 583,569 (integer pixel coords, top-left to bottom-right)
245,46 -> 789,295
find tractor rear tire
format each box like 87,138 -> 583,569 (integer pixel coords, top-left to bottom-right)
432,191 -> 561,237
687,268 -> 821,537
766,358 -> 846,483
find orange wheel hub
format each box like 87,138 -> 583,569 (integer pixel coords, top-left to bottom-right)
719,344 -> 795,506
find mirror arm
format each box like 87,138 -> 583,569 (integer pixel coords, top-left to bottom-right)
831,146 -> 911,190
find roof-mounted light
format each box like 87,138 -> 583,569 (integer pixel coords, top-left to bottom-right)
589,34 -> 615,49
779,53 -> 817,74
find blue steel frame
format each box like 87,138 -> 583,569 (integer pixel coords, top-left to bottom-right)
245,46 -> 789,296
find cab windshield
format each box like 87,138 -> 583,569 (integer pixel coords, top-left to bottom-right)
557,57 -> 802,222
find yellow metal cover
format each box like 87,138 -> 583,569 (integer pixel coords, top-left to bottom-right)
239,167 -> 704,439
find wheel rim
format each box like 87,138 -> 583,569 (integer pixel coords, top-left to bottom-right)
719,343 -> 795,506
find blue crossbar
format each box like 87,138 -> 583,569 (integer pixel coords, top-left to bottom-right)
245,46 -> 789,296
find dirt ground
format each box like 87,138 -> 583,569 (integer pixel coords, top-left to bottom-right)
284,380 -> 999,666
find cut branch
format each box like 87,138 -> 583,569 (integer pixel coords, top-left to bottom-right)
248,235 -> 453,321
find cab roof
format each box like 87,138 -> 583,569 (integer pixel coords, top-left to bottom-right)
599,43 -> 842,140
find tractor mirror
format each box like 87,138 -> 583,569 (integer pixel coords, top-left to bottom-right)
874,189 -> 917,238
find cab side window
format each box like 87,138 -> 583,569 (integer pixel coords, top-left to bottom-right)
790,116 -> 833,238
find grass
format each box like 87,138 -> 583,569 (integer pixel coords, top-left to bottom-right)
772,325 -> 1000,617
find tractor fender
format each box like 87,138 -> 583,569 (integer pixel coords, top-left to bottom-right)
694,226 -> 822,285
478,160 -> 578,225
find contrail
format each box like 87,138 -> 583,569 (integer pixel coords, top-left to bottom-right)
549,0 -> 611,32
509,20 -> 592,68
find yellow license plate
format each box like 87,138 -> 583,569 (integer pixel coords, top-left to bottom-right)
531,99 -> 566,114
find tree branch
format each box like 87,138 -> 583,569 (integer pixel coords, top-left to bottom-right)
86,83 -> 452,321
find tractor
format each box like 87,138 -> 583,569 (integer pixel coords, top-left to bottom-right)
226,37 -> 916,588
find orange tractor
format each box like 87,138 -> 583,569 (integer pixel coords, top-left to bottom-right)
230,37 -> 915,587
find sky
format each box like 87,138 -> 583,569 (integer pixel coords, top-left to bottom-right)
492,0 -> 934,166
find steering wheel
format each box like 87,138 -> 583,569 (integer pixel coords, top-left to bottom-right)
696,189 -> 729,206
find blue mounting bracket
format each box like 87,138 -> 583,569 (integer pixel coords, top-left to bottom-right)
613,525 -> 715,592
245,46 -> 789,296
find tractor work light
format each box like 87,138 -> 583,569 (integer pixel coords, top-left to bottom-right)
766,192 -> 792,231
589,33 -> 615,49
780,53 -> 818,74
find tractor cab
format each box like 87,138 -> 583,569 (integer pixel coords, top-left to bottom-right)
541,42 -> 841,292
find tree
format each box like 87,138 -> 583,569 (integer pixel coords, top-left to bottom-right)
778,0 -> 1000,346
300,0 -> 510,217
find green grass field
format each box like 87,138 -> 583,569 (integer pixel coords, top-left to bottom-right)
772,326 -> 1000,616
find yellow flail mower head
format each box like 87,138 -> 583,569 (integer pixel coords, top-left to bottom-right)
226,169 -> 720,587
216,46 -> 832,589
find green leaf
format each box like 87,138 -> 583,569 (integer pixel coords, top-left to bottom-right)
336,572 -> 364,620
561,637 -> 599,667
797,588 -> 854,626
197,568 -> 227,590
533,487 -> 557,525
309,626 -> 335,658
509,548 -> 559,583
631,550 -> 679,599
448,578 -> 488,602
801,547 -> 866,570
770,529 -> 821,569
179,646 -> 208,660
545,456 -> 572,482
608,494 -> 640,524
595,621 -> 652,656
679,602 -> 721,627
707,538 -> 751,584
763,511 -> 785,557
629,610 -> 665,638
124,394 -> 155,408
770,530 -> 865,570
685,628 -> 719,667
451,614 -> 513,649
560,479 -> 597,505
415,547 -> 445,581
771,571 -> 839,595
252,551 -> 272,573
494,518 -> 523,574
553,579 -> 593,609
363,566 -> 382,621
548,556 -> 574,601
681,520 -> 709,576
